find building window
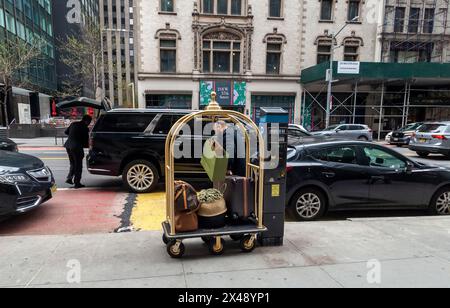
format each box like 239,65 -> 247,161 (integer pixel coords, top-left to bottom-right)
317,39 -> 332,64
394,7 -> 406,33
320,0 -> 333,21
202,0 -> 244,15
203,38 -> 241,73
423,8 -> 435,34
343,40 -> 360,61
408,8 -> 420,33
348,0 -> 360,21
203,0 -> 214,13
269,0 -> 282,18
252,95 -> 295,123
161,0 -> 174,12
266,43 -> 282,74
160,39 -> 177,73
146,94 -> 192,109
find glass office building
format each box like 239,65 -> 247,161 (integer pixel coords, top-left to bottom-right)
0,0 -> 56,92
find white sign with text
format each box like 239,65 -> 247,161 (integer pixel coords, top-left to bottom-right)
337,61 -> 360,74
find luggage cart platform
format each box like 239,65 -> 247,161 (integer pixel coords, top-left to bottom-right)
162,221 -> 267,240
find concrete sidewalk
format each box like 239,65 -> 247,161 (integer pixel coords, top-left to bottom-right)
2,216 -> 450,288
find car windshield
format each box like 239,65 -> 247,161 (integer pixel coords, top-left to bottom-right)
401,123 -> 421,132
418,124 -> 447,133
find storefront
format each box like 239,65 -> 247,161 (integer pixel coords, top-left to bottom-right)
199,80 -> 246,113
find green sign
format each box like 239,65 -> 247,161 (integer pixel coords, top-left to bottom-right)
200,81 -> 246,106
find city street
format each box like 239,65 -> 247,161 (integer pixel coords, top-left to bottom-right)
1,139 -> 450,288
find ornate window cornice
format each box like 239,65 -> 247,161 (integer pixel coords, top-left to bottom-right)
155,23 -> 182,40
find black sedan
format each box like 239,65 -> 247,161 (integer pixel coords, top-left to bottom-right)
286,140 -> 450,221
0,138 -> 18,152
0,150 -> 56,217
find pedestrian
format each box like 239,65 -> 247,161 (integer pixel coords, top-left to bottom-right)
64,115 -> 92,189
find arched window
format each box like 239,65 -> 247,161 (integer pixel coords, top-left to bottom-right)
343,37 -> 363,61
155,27 -> 181,73
202,31 -> 242,73
264,33 -> 286,74
316,38 -> 333,64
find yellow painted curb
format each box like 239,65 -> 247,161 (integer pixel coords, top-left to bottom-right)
130,192 -> 166,231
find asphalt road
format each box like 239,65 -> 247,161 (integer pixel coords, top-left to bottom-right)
20,148 -> 123,189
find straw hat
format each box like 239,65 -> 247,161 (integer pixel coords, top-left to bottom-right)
198,198 -> 227,217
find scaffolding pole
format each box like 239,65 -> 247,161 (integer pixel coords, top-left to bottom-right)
352,82 -> 358,124
378,82 -> 385,141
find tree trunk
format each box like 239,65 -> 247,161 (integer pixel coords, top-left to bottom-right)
1,88 -> 8,127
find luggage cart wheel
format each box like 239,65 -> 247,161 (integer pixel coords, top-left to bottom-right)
240,235 -> 256,253
167,240 -> 185,258
208,237 -> 225,256
162,234 -> 169,245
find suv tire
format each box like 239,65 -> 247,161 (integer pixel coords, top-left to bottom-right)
123,160 -> 159,193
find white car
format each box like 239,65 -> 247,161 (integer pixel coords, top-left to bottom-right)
385,132 -> 392,143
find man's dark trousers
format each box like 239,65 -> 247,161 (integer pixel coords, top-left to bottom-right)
66,147 -> 84,185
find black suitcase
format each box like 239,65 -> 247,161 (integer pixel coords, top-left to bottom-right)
224,176 -> 256,221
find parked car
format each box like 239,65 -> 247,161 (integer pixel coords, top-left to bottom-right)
288,124 -> 328,146
409,122 -> 450,158
389,122 -> 423,147
286,140 -> 450,221
312,124 -> 373,141
0,138 -> 18,152
0,150 -> 56,217
385,132 -> 392,143
84,108 -> 204,193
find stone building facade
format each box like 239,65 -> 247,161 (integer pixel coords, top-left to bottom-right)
135,0 -> 304,123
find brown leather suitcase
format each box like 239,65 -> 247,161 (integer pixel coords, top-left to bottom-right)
175,210 -> 198,232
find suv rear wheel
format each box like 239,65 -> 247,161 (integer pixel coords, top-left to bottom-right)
123,160 -> 159,193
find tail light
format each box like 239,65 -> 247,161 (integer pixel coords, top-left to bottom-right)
286,164 -> 294,173
432,135 -> 447,140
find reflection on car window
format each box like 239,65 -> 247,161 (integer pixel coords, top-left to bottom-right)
363,147 -> 406,169
288,129 -> 308,138
418,124 -> 446,133
311,146 -> 358,165
96,114 -> 156,133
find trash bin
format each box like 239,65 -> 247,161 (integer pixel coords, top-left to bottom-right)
258,107 -> 289,247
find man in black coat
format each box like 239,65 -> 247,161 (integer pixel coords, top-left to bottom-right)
64,115 -> 92,189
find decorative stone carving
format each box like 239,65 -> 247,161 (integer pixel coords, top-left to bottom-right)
203,31 -> 242,41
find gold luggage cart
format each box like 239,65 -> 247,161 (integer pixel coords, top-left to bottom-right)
162,92 -> 267,258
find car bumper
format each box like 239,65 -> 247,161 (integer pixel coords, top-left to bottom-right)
390,137 -> 410,145
409,144 -> 450,155
0,181 -> 55,216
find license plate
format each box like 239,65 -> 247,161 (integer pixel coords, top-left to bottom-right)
51,184 -> 57,194
393,138 -> 398,141
419,138 -> 427,143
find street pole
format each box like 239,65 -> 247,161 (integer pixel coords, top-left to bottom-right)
378,83 -> 385,141
100,30 -> 106,100
325,16 -> 359,128
326,50 -> 334,128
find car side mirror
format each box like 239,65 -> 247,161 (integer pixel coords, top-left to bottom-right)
335,128 -> 341,132
406,161 -> 414,174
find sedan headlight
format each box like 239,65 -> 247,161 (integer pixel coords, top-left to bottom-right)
0,174 -> 31,184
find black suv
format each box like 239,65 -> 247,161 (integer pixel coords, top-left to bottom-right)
87,108 -> 207,193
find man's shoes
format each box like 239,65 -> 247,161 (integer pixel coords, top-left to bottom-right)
74,184 -> 86,189
66,179 -> 74,185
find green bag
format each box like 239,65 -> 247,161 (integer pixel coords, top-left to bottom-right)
201,138 -> 229,182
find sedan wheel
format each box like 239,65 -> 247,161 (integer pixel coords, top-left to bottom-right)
290,188 -> 326,221
435,191 -> 450,215
123,160 -> 159,193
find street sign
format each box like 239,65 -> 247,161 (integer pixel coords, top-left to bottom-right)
337,61 -> 360,74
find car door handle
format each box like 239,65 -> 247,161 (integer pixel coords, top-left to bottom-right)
322,172 -> 335,178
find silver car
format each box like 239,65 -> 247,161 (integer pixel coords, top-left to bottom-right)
312,124 -> 373,141
409,122 -> 450,158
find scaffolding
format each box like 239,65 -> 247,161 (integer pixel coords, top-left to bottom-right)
300,62 -> 450,140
